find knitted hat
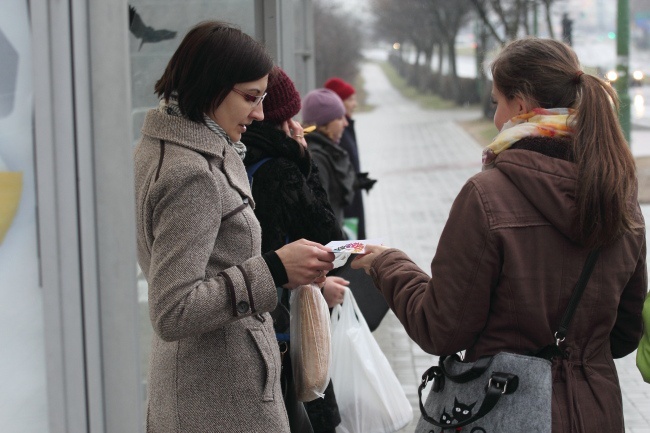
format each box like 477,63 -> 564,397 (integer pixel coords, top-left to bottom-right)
262,66 -> 302,125
324,77 -> 355,101
301,88 -> 346,126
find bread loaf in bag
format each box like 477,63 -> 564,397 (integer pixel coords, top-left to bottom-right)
290,284 -> 332,401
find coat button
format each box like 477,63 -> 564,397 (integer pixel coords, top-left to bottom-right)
236,301 -> 250,314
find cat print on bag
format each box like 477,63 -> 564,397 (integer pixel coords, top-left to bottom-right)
452,398 -> 476,423
428,398 -> 486,433
439,408 -> 453,427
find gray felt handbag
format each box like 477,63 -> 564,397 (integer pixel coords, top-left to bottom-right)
415,250 -> 599,433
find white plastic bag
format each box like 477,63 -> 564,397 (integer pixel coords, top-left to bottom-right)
289,284 -> 332,402
331,288 -> 413,433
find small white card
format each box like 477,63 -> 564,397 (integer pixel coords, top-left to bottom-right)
326,239 -> 383,254
326,240 -> 382,269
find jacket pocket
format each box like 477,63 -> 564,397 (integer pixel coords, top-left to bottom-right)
248,327 -> 279,402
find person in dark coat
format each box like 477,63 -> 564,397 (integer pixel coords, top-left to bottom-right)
353,37 -> 646,432
324,77 -> 376,239
300,89 -> 356,235
242,67 -> 346,433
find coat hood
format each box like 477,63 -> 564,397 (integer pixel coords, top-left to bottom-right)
493,143 -> 579,242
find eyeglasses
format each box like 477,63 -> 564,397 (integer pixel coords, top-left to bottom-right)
231,88 -> 266,107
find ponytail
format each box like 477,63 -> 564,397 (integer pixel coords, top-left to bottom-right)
572,74 -> 641,247
491,37 -> 642,248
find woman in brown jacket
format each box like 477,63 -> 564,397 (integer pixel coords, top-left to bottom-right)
134,21 -> 334,433
353,37 -> 647,432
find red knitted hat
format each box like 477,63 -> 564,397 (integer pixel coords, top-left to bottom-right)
324,77 -> 355,101
263,66 -> 302,125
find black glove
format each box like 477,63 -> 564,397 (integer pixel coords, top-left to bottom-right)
355,172 -> 377,192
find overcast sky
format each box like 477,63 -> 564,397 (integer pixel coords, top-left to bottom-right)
326,0 -> 373,23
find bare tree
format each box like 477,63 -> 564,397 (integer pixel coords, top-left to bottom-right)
428,0 -> 474,102
313,2 -> 364,86
370,0 -> 440,89
473,0 -> 567,43
471,0 -> 528,45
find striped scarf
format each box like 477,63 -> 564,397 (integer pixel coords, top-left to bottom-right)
159,95 -> 247,160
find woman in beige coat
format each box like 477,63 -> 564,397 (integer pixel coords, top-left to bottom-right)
134,21 -> 334,433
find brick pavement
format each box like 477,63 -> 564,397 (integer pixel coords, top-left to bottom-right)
354,62 -> 650,432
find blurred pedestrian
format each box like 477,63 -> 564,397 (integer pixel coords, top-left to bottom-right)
324,77 -> 376,239
133,21 -> 334,433
301,88 -> 355,236
353,37 -> 646,432
242,66 -> 346,433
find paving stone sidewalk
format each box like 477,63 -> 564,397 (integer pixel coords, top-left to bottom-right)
354,61 -> 650,433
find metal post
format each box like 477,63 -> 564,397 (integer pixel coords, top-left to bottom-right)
533,1 -> 538,36
616,0 -> 631,143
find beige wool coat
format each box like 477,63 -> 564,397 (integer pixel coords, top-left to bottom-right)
134,108 -> 289,433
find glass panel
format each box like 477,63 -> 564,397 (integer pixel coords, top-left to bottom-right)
0,2 -> 49,432
128,0 -> 258,404
129,1 -> 257,143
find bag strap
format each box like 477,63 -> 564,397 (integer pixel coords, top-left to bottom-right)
535,249 -> 600,359
554,249 -> 600,343
438,354 -> 493,383
418,367 -> 518,429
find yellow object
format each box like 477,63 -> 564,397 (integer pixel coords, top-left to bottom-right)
0,171 -> 23,245
303,125 -> 317,135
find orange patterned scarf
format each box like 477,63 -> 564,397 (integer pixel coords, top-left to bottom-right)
483,108 -> 575,167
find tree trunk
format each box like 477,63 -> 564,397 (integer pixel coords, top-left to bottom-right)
545,2 -> 554,39
447,39 -> 460,102
410,47 -> 422,87
422,47 -> 434,90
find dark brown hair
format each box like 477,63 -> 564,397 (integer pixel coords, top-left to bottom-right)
154,21 -> 274,123
490,37 -> 640,248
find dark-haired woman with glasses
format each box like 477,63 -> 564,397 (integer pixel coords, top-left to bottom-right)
134,21 -> 335,433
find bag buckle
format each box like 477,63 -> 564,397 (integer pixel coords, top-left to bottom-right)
487,372 -> 518,395
421,366 -> 445,392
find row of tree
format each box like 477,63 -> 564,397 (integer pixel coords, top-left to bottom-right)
313,1 -> 650,111
369,0 -> 566,106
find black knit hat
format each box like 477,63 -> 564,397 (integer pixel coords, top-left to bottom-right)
263,66 -> 302,125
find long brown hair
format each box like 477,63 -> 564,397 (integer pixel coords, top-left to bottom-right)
490,37 -> 641,248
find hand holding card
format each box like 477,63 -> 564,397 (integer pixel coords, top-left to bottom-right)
350,244 -> 391,275
325,239 -> 384,269
325,239 -> 384,255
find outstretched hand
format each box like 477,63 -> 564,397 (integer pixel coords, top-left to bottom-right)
351,244 -> 390,275
276,239 -> 334,288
